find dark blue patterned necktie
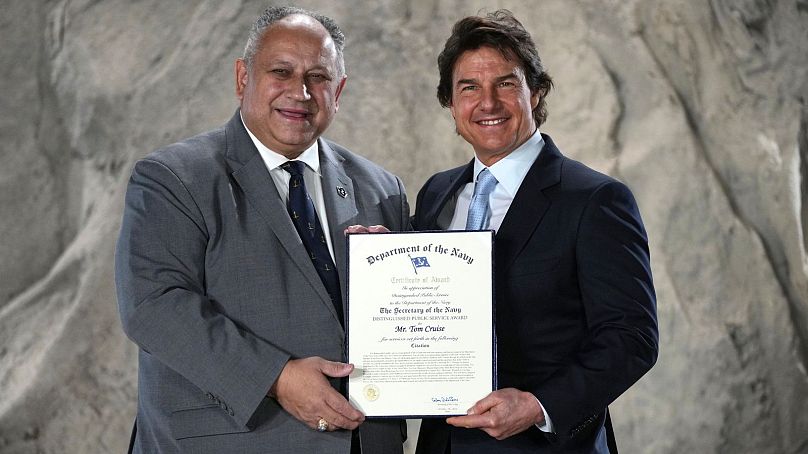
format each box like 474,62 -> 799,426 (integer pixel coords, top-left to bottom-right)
281,160 -> 344,325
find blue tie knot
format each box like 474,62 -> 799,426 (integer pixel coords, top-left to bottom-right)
282,160 -> 306,177
475,168 -> 498,196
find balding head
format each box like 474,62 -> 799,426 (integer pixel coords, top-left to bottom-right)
242,6 -> 345,77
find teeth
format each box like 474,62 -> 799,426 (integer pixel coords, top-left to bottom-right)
479,119 -> 505,126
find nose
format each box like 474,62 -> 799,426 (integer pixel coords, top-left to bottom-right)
287,75 -> 311,101
479,86 -> 499,111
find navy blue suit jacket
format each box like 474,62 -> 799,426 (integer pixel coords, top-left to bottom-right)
413,135 -> 658,453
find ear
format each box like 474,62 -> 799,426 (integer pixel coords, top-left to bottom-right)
235,59 -> 248,100
448,100 -> 457,121
530,89 -> 541,111
333,75 -> 348,111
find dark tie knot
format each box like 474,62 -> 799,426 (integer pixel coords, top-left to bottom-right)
281,160 -> 306,177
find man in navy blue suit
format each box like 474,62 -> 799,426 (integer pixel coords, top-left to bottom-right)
413,10 -> 659,454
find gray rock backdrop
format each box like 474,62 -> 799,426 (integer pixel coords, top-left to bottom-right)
1,0 -> 807,453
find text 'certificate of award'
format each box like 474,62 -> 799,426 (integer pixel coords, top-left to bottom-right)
347,230 -> 494,418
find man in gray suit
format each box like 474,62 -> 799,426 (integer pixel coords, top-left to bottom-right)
115,6 -> 408,453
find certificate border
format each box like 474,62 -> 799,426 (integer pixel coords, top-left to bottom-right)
345,230 -> 497,419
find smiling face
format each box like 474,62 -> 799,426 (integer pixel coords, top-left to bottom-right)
449,46 -> 540,166
235,14 -> 346,158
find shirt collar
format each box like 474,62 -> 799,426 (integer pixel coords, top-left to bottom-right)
240,112 -> 321,174
473,129 -> 544,197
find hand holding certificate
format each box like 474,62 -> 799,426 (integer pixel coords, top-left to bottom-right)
346,231 -> 495,417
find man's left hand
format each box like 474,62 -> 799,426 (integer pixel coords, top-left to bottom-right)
445,388 -> 544,440
344,224 -> 390,234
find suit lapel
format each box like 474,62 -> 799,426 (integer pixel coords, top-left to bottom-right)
224,112 -> 337,318
423,161 -> 474,230
318,140 -> 358,298
495,134 -> 563,274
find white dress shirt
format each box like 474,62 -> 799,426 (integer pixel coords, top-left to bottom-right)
241,115 -> 336,260
448,129 -> 555,433
449,130 -> 545,232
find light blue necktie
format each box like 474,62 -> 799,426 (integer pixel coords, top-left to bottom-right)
465,168 -> 499,230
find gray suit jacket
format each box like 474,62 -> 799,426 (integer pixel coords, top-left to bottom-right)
115,111 -> 409,453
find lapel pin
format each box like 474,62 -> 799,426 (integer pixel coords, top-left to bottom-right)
336,186 -> 348,198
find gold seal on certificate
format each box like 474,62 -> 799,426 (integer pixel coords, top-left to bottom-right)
363,384 -> 380,401
346,231 -> 495,417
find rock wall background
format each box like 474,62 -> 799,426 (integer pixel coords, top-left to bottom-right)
1,0 -> 807,452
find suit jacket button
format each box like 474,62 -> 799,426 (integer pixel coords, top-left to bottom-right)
228,409 -> 235,416
205,392 -> 214,400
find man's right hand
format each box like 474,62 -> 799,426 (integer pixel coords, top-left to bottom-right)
269,357 -> 365,431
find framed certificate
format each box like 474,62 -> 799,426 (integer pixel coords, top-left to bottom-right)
346,230 -> 495,418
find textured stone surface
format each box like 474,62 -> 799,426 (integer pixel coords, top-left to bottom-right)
1,1 -> 807,453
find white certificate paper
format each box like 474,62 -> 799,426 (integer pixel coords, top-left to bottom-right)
346,231 -> 495,417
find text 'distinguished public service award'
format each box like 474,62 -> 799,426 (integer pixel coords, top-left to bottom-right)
347,231 -> 495,417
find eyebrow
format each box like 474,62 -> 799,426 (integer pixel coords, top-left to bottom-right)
456,73 -> 519,86
262,58 -> 292,68
264,58 -> 330,72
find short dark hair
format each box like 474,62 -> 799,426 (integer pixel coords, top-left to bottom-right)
437,10 -> 553,127
243,6 -> 345,76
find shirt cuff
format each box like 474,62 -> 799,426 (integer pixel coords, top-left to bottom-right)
534,397 -> 554,433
